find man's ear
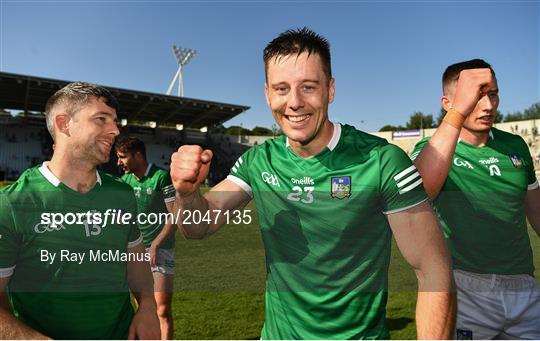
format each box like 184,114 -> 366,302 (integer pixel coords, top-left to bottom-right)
441,96 -> 452,112
55,113 -> 71,137
135,151 -> 145,162
265,82 -> 271,107
328,78 -> 335,104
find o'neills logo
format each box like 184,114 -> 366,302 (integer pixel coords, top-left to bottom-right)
291,176 -> 315,185
479,157 -> 499,165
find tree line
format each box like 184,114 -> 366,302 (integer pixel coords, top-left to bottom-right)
211,124 -> 281,136
379,102 -> 540,132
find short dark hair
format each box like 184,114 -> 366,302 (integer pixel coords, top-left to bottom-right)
45,82 -> 119,141
263,27 -> 332,82
442,59 -> 495,94
115,136 -> 146,160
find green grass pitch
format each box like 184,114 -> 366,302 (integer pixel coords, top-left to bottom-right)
172,200 -> 540,339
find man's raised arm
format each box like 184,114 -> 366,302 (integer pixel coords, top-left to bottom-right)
170,145 -> 251,239
414,69 -> 494,199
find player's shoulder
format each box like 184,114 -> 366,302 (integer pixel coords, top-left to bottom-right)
149,164 -> 169,178
491,127 -> 527,146
339,124 -> 404,157
1,165 -> 46,194
340,124 -> 390,149
0,166 -> 47,211
98,171 -> 134,192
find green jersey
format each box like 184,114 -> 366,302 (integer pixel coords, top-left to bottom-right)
228,123 -> 427,339
0,163 -> 142,339
121,163 -> 176,249
411,128 -> 537,275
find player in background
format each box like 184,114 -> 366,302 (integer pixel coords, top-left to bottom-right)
169,27 -> 455,339
411,59 -> 540,339
116,137 -> 176,340
0,82 -> 160,339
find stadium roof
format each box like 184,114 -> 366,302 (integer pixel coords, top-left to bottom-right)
0,71 -> 249,129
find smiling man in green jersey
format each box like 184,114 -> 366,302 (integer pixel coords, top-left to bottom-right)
0,82 -> 159,339
168,27 -> 455,339
412,59 -> 540,339
116,136 -> 176,340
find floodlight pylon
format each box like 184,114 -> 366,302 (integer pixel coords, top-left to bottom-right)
166,45 -> 196,97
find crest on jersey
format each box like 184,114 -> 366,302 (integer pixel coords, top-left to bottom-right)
509,154 -> 523,168
331,176 -> 351,199
146,187 -> 153,195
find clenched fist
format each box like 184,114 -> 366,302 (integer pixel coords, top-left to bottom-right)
170,145 -> 213,196
451,68 -> 496,117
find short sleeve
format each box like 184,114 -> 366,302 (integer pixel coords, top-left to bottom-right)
159,172 -> 176,204
226,148 -> 254,197
409,137 -> 430,161
379,144 -> 428,214
0,192 -> 19,277
521,141 -> 539,190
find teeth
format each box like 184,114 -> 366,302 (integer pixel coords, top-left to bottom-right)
287,115 -> 309,122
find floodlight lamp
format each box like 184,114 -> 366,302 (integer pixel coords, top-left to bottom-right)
148,121 -> 157,129
176,124 -> 184,131
120,119 -> 128,127
200,126 -> 208,133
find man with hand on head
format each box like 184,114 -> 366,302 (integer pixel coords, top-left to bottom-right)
170,27 -> 455,339
116,136 -> 177,340
411,59 -> 540,339
0,82 -> 160,339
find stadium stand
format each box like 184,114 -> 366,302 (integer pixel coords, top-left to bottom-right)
0,72 -> 249,183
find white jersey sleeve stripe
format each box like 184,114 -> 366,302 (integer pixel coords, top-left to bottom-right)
0,265 -> 15,278
398,178 -> 423,194
397,171 -> 420,188
127,235 -> 143,249
383,198 -> 428,215
528,180 -> 539,191
394,165 -> 416,181
226,175 -> 253,198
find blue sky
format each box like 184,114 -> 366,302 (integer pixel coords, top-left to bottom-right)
1,1 -> 538,132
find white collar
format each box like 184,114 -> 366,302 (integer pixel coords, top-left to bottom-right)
458,129 -> 494,144
286,122 -> 341,151
38,161 -> 102,187
144,163 -> 152,177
